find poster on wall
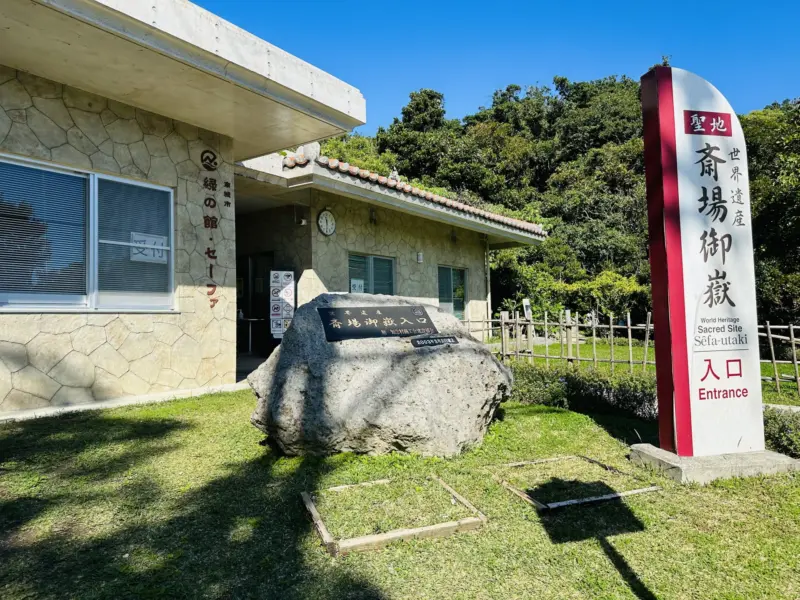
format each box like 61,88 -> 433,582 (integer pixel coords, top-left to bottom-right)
641,66 -> 764,457
270,271 -> 295,339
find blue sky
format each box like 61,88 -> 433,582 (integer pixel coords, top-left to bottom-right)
196,0 -> 799,135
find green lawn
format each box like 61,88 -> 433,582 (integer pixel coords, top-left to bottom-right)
2,391 -> 799,599
494,338 -> 800,407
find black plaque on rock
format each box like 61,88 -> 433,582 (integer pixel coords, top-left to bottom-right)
318,306 -> 438,342
411,336 -> 459,348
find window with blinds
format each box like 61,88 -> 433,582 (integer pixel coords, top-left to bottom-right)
0,161 -> 88,304
438,266 -> 467,320
348,254 -> 394,295
97,178 -> 172,308
0,156 -> 174,310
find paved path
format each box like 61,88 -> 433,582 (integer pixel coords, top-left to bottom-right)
765,403 -> 800,413
0,382 -> 251,423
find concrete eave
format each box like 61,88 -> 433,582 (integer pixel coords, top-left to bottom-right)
235,163 -> 544,248
0,0 -> 366,160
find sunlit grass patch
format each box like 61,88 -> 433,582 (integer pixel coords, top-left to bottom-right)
312,477 -> 472,540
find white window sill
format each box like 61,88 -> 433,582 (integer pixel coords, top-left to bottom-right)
0,308 -> 181,315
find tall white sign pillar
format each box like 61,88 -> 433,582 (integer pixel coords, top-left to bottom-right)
641,67 -> 764,457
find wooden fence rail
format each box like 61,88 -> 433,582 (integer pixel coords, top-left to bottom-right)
463,312 -> 800,396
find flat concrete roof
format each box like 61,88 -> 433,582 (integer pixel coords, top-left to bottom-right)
0,0 -> 366,160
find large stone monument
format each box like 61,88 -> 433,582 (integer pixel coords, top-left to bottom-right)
249,293 -> 512,456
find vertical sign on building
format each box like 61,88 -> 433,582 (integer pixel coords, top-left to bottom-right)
641,67 -> 764,457
269,271 -> 295,339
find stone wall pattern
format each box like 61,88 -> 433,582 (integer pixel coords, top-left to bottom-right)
306,191 -> 488,320
0,65 -> 236,413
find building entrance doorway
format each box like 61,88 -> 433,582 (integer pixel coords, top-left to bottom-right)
237,251 -> 276,358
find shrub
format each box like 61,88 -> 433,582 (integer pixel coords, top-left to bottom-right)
511,362 -> 800,458
763,407 -> 800,459
509,362 -> 657,420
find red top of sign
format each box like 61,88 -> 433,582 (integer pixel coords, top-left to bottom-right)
683,110 -> 732,137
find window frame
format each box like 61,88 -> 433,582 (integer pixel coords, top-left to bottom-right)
0,152 -> 176,313
438,265 -> 468,320
348,252 -> 396,295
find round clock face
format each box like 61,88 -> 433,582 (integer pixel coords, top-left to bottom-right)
317,210 -> 336,236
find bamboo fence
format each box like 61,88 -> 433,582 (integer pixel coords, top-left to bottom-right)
463,311 -> 800,396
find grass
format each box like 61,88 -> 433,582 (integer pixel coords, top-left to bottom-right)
492,337 -> 800,407
313,478 -> 471,540
495,457 -> 656,505
1,390 -> 799,599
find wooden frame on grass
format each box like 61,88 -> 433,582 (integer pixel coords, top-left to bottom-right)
490,455 -> 660,512
301,475 -> 487,557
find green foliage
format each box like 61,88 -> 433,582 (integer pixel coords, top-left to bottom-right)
741,100 -> 800,321
511,364 -> 800,457
325,80 -> 799,322
763,407 -> 800,459
376,89 -> 461,181
492,250 -> 648,318
319,134 -> 397,175
509,362 -> 658,420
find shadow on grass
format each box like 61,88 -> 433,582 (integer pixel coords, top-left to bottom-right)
584,411 -> 659,447
535,479 -> 658,600
0,412 -> 189,469
0,413 -> 386,599
0,414 -> 190,541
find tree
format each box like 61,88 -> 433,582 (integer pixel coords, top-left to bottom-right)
0,196 -> 50,292
322,77 -> 800,322
376,89 -> 459,180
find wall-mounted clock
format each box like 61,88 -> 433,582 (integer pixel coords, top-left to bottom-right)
317,209 -> 336,236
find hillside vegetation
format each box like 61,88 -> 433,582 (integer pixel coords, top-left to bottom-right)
322,75 -> 800,323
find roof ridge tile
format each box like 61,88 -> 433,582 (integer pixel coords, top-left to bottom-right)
286,155 -> 548,237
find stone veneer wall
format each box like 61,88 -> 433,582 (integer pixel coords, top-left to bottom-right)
305,191 -> 488,320
0,65 -> 236,413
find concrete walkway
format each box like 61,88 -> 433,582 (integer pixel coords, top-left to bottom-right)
766,403 -> 800,413
0,382 -> 251,424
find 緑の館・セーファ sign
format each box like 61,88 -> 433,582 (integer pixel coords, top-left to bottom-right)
642,67 -> 764,458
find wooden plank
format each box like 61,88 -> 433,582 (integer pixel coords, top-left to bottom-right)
326,479 -> 393,493
300,491 -> 337,555
565,309 -> 573,365
546,486 -> 661,510
500,456 -> 576,468
336,517 -> 484,555
792,325 -> 800,396
592,312 -> 598,370
500,312 -> 507,363
610,313 -> 615,374
766,321 -> 781,393
544,311 -> 550,369
627,312 -> 634,374
527,315 -> 534,364
514,311 -> 521,360
432,475 -> 487,522
491,473 -> 548,512
576,455 -> 643,481
642,312 -> 652,373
